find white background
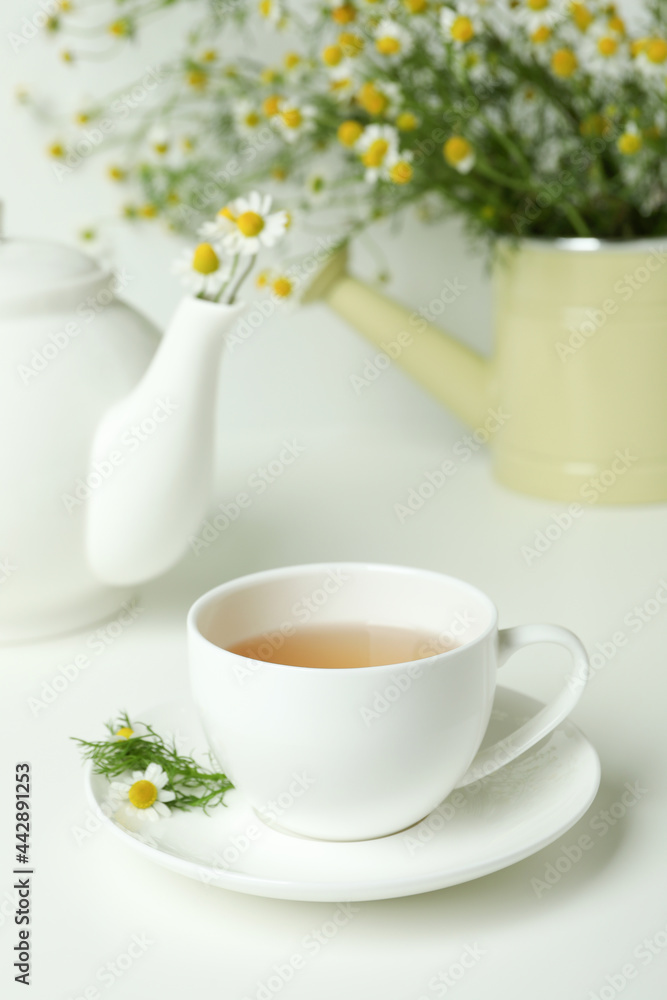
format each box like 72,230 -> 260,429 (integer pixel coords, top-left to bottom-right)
2,2 -> 667,999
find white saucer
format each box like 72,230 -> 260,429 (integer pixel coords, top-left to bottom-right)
85,688 -> 600,902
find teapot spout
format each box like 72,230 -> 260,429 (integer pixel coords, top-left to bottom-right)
86,296 -> 243,585
302,247 -> 491,429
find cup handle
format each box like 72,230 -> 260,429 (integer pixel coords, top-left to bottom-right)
455,624 -> 590,787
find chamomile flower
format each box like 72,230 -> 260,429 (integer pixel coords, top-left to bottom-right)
374,19 -> 413,58
258,0 -> 286,27
234,100 -> 263,137
146,125 -> 171,162
328,62 -> 358,101
201,192 -> 289,256
357,123 -> 400,182
440,5 -> 479,45
110,763 -> 175,821
582,23 -> 630,79
634,37 -> 667,79
515,0 -> 562,33
172,243 -> 231,298
616,121 -> 643,156
275,100 -> 316,142
110,719 -> 148,741
443,135 -> 476,173
356,79 -> 400,117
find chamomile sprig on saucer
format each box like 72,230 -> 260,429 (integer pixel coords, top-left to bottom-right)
74,711 -> 233,819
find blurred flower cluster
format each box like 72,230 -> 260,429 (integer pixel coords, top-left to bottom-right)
36,0 -> 667,241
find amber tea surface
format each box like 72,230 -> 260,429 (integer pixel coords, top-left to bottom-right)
228,622 -> 458,669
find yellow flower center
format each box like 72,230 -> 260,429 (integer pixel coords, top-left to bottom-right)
108,166 -> 126,181
527,0 -> 548,9
272,166 -> 288,181
330,76 -> 352,92
339,31 -> 364,55
451,16 -> 474,43
322,44 -> 343,66
61,50 -> 74,63
153,141 -> 169,155
236,211 -> 265,237
218,205 -> 236,221
376,35 -> 401,55
647,38 -> 667,64
187,70 -> 208,89
597,36 -> 617,57
570,3 -> 593,31
531,25 -> 551,43
389,160 -> 413,184
75,111 -> 90,125
362,138 -> 390,167
260,67 -> 277,83
244,111 -> 260,127
192,243 -> 220,274
256,270 -> 270,288
272,277 -> 293,297
140,204 -> 157,218
396,111 -> 418,131
579,113 -> 609,137
202,49 -> 217,62
337,119 -> 363,146
281,107 -> 302,128
332,3 -> 356,24
608,15 -> 625,35
48,142 -> 65,158
404,0 -> 427,11
128,779 -> 158,809
551,48 -> 578,77
444,135 -> 472,166
284,51 -> 300,68
357,82 -> 388,115
617,132 -> 642,155
259,0 -> 272,16
115,726 -> 134,739
109,19 -> 129,36
262,94 -> 283,117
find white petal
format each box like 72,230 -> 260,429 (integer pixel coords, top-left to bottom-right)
153,801 -> 171,818
159,788 -> 176,802
132,771 -> 144,782
144,762 -> 162,783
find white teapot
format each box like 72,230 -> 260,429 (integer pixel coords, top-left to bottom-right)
0,237 -> 242,641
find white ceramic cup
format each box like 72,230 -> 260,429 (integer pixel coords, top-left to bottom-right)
188,563 -> 590,841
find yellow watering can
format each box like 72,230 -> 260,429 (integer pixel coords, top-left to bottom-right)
303,237 -> 667,504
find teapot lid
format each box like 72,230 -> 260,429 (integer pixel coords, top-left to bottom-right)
0,238 -> 107,307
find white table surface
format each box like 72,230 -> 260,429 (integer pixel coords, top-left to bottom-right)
3,413 -> 667,1000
